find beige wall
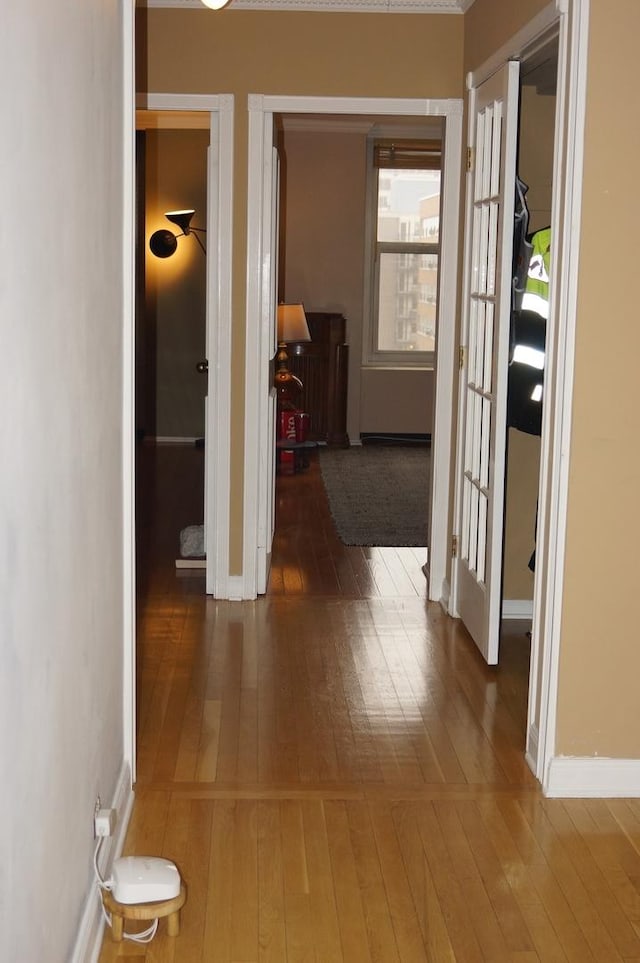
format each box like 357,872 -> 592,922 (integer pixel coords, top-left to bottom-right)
4,0 -> 128,954
361,368 -> 434,435
463,0 -> 549,73
280,127 -> 433,439
142,8 -> 463,570
555,0 -> 640,757
518,83 -> 556,233
142,10 -> 463,98
279,128 -> 366,437
144,128 -> 209,438
503,429 -> 539,599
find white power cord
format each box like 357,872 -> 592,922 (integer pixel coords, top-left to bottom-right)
93,837 -> 112,892
93,838 -> 159,944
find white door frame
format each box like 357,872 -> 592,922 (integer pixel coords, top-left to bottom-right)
449,0 -> 589,789
244,93 -> 462,601
122,0 -> 136,782
136,93 -> 234,599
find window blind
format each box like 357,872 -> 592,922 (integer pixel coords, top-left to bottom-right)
373,140 -> 441,171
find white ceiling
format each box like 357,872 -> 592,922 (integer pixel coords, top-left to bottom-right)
144,0 -> 474,12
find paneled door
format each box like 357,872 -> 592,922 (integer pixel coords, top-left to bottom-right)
454,61 -> 520,664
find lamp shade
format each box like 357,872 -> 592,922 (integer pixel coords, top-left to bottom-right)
165,209 -> 195,234
277,303 -> 311,343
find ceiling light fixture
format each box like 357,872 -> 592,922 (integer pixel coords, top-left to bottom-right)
200,0 -> 232,9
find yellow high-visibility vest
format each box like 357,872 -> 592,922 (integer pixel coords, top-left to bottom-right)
521,227 -> 551,319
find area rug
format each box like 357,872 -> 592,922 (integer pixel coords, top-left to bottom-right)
318,444 -> 430,546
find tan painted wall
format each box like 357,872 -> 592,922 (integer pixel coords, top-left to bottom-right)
361,368 -> 434,434
555,0 -> 640,757
279,128 -> 366,438
503,429 -> 539,600
519,83 -> 556,233
142,8 -> 464,571
280,127 -> 433,439
142,10 -> 463,99
463,0 -> 549,73
144,129 -> 209,438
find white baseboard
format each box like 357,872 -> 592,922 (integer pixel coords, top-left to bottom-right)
227,575 -> 247,600
71,761 -> 135,963
545,756 -> 640,798
154,436 -> 200,445
525,723 -> 539,778
439,577 -> 451,615
175,558 -> 206,569
502,599 -> 533,620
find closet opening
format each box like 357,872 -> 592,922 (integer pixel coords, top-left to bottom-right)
501,36 -> 559,641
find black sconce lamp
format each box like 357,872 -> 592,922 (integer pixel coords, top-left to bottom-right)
149,209 -> 207,258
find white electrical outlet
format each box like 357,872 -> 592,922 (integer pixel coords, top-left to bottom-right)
94,807 -> 117,838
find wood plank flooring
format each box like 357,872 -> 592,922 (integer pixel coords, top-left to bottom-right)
99,445 -> 640,961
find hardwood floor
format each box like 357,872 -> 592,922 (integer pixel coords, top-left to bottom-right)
99,445 -> 640,961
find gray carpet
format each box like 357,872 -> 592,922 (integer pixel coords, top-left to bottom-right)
319,444 -> 430,547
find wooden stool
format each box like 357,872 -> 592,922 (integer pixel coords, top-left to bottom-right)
102,883 -> 187,942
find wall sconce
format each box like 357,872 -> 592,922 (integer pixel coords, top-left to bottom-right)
149,209 -> 207,258
274,303 -> 311,401
201,0 -> 232,7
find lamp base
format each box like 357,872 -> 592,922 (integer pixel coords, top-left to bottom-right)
274,343 -> 303,407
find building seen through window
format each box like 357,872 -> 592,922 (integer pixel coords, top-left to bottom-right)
376,169 -> 441,353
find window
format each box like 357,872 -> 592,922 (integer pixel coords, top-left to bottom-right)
364,138 -> 442,364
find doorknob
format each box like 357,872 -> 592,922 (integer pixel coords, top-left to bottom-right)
196,360 -> 208,374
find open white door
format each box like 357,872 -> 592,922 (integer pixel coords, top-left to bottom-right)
201,98 -> 233,599
203,143 -> 214,589
453,62 -> 519,665
256,145 -> 280,594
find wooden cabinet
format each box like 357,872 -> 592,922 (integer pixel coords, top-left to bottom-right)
287,312 -> 350,447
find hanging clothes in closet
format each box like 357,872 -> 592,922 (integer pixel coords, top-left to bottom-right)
507,215 -> 550,438
507,192 -> 551,574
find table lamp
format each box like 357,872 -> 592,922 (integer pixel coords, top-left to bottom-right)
274,303 -> 311,402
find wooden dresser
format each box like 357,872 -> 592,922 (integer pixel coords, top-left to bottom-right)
287,312 -> 350,448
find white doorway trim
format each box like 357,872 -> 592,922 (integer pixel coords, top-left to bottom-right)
136,92 -> 234,598
533,0 -> 590,793
122,0 -> 136,784
244,93 -> 462,601
427,102 -> 463,604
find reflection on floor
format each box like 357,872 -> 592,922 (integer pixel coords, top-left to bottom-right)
99,444 -> 640,962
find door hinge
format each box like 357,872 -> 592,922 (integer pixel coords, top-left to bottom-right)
458,345 -> 466,369
451,534 -> 459,558
466,147 -> 474,172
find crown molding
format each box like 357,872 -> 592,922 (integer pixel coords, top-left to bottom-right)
143,0 -> 473,13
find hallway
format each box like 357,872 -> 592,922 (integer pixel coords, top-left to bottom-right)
99,446 -> 640,961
